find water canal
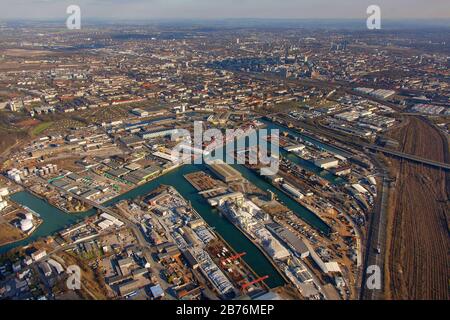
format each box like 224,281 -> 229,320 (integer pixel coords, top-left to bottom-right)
0,120 -> 348,288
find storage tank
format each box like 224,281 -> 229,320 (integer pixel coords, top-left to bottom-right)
13,174 -> 21,183
0,201 -> 7,211
0,187 -> 8,197
20,219 -> 34,232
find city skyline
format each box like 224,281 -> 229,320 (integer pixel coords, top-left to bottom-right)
1,0 -> 450,20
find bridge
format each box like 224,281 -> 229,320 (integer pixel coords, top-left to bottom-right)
365,145 -> 450,170
264,115 -> 449,171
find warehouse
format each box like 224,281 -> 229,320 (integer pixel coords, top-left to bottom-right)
284,144 -> 306,152
266,223 -> 310,259
120,135 -> 145,148
314,157 -> 339,169
208,160 -> 243,183
107,167 -> 130,178
131,108 -> 149,117
124,166 -> 160,185
118,279 -> 142,296
140,128 -> 180,140
281,183 -> 304,199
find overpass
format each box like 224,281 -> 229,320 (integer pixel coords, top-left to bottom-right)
365,145 -> 450,170
265,115 -> 449,171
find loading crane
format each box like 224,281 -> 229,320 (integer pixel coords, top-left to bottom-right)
241,275 -> 269,291
220,252 -> 246,265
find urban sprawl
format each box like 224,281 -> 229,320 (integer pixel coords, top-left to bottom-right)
0,23 -> 448,301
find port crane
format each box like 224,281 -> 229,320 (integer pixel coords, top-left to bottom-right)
220,252 -> 246,265
241,275 -> 269,291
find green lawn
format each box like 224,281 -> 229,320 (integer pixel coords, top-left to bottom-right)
31,121 -> 53,136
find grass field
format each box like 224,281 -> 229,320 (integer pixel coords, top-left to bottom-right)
30,121 -> 53,136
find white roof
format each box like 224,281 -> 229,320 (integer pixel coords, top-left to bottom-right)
352,184 -> 369,194
47,259 -> 64,274
325,261 -> 342,273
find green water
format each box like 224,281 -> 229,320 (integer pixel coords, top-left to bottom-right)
262,119 -> 352,158
1,193 -> 96,254
0,119 -> 345,288
230,164 -> 331,233
2,165 -> 288,288
281,150 -> 345,185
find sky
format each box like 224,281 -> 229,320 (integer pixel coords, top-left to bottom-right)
1,0 -> 450,21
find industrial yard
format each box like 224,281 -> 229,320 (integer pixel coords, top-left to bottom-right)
185,162 -> 366,300
384,116 -> 449,300
0,15 -> 448,303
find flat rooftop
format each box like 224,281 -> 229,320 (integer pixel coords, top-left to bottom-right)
208,160 -> 243,182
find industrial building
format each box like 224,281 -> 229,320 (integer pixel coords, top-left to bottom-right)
284,144 -> 306,152
208,160 -> 243,183
266,223 -> 310,259
131,108 -> 149,117
254,227 -> 291,261
39,262 -> 52,277
140,128 -> 180,140
281,183 -> 304,199
20,218 -> 34,232
47,259 -> 64,274
208,192 -> 244,207
123,166 -> 160,185
314,158 -> 340,169
31,249 -> 47,262
332,166 -> 352,176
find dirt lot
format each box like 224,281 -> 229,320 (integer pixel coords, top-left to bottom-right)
0,49 -> 55,57
384,116 -> 449,300
0,223 -> 25,246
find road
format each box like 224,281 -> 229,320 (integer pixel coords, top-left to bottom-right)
360,161 -> 389,300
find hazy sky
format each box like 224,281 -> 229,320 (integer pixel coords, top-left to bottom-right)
1,0 -> 450,20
